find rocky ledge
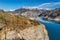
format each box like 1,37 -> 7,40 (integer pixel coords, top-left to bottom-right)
0,12 -> 49,40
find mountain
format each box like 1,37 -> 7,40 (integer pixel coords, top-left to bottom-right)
38,8 -> 60,23
7,8 -> 30,15
7,8 -> 60,23
0,9 -> 4,12
0,11 -> 49,40
7,8 -> 47,18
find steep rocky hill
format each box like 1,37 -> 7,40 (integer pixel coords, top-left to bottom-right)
0,11 -> 49,40
39,8 -> 60,23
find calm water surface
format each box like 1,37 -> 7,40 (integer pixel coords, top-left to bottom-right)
37,17 -> 60,40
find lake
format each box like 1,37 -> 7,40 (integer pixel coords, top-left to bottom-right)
37,17 -> 60,40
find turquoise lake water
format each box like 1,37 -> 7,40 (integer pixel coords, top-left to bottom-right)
37,17 -> 60,40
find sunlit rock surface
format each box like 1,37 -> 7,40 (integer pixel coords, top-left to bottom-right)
0,25 -> 49,40
0,11 -> 49,40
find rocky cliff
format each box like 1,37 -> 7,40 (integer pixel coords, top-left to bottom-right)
0,11 -> 49,40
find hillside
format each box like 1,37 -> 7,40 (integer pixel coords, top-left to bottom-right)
39,8 -> 60,23
0,11 -> 49,40
0,11 -> 40,30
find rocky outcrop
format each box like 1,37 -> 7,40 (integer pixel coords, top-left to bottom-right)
0,25 -> 49,40
0,12 -> 49,40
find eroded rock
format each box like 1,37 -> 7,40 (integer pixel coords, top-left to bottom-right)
0,12 -> 49,40
0,25 -> 49,40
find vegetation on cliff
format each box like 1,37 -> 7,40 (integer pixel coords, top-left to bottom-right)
0,11 -> 49,40
0,11 -> 40,31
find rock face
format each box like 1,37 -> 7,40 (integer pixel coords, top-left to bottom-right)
0,25 -> 49,40
0,11 -> 49,40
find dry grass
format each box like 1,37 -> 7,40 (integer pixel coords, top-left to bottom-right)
0,11 -> 40,31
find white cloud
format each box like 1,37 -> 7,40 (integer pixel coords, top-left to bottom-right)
4,9 -> 15,11
21,2 -> 60,10
38,2 -> 60,7
22,6 -> 51,10
8,9 -> 15,11
22,6 -> 38,9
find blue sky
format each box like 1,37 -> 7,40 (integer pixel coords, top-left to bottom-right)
0,0 -> 60,10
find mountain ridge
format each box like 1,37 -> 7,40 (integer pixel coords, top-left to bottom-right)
0,8 -> 60,23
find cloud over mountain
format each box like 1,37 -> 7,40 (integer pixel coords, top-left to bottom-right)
22,2 -> 60,10
38,2 -> 60,8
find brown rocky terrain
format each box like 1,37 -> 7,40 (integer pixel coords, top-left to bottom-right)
0,11 -> 49,40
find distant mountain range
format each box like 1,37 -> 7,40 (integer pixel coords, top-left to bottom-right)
7,8 -> 46,15
38,8 -> 60,23
0,8 -> 60,23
